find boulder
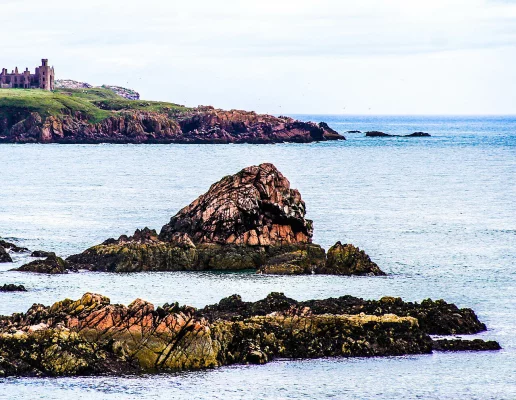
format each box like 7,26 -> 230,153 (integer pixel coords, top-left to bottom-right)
0,284 -> 27,292
432,338 -> 501,352
14,254 -> 73,274
0,240 -> 29,253
316,242 -> 386,276
0,246 -> 12,263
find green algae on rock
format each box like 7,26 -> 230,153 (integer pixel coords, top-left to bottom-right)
317,242 -> 386,276
14,254 -> 74,274
0,292 -> 499,377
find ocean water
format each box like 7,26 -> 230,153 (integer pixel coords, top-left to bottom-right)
0,115 -> 515,399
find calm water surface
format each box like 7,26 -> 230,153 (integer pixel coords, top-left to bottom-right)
0,115 -> 515,399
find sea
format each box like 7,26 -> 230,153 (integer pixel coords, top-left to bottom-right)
0,115 -> 515,399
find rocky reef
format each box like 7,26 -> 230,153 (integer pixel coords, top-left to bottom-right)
365,131 -> 431,137
0,292 -> 498,377
0,239 -> 30,263
67,164 -> 382,275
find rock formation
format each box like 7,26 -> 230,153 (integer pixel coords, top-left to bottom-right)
14,254 -> 73,274
0,284 -> 27,292
0,292 -> 498,377
2,109 -> 344,144
316,242 -> 386,276
0,239 -> 29,253
68,164 -> 333,273
365,131 -> 431,138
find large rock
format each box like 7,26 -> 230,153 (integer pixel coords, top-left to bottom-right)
0,240 -> 29,253
316,242 -> 386,276
0,292 -> 497,377
69,164 -> 321,272
160,163 -> 313,246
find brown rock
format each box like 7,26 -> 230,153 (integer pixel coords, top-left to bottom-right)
316,242 -> 386,276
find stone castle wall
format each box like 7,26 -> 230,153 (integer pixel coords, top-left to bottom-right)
0,59 -> 54,90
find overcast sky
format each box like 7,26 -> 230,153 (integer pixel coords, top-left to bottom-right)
1,0 -> 516,114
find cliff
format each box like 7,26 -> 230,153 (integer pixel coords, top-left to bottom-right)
0,88 -> 344,144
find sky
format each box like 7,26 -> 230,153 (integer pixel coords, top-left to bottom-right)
1,0 -> 516,114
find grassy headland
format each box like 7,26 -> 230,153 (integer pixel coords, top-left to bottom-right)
0,88 -> 189,124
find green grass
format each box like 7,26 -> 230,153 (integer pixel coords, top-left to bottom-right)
0,88 -> 190,125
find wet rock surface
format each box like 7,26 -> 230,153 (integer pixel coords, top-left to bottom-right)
14,254 -> 74,274
0,284 -> 27,292
0,240 -> 29,254
31,250 -> 55,258
0,292 -> 498,377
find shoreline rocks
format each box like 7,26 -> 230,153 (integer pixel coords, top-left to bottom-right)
0,246 -> 12,263
2,109 -> 345,144
0,292 -> 498,377
67,164 -> 383,276
317,242 -> 385,276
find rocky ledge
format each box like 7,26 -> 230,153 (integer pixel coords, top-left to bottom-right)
2,109 -> 344,144
0,292 -> 498,377
13,254 -> 74,274
66,164 -> 384,275
0,239 -> 30,263
0,284 -> 27,292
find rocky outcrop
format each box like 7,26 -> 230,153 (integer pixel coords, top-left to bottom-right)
14,254 -> 73,274
160,163 -> 313,246
69,164 -> 330,273
0,292 -> 498,377
365,131 -> 431,138
315,242 -> 385,276
2,109 -> 344,144
0,246 -> 12,263
0,284 -> 27,292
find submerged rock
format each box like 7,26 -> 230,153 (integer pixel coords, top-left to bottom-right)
365,131 -> 431,138
0,246 -> 12,263
0,292 -> 497,377
315,242 -> 385,276
14,254 -> 73,274
0,284 -> 27,292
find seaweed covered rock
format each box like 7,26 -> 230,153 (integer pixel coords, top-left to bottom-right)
14,254 -> 73,274
0,284 -> 27,292
68,164 -> 324,273
31,250 -> 55,258
316,242 -> 385,276
257,245 -> 326,275
0,246 -> 12,263
0,292 -> 497,377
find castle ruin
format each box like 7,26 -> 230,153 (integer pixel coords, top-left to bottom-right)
0,59 -> 54,90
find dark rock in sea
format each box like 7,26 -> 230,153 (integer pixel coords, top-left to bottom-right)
315,242 -> 386,276
0,284 -> 27,292
0,292 -> 495,377
30,250 -> 55,258
0,240 -> 29,253
365,131 -> 391,137
69,163 -> 347,274
198,292 -> 486,335
407,132 -> 431,137
432,338 -> 501,352
365,131 -> 431,138
257,245 -> 326,275
0,246 -> 12,263
347,130 -> 361,133
13,254 -> 74,274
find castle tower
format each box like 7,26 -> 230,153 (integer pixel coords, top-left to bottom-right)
38,59 -> 54,90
